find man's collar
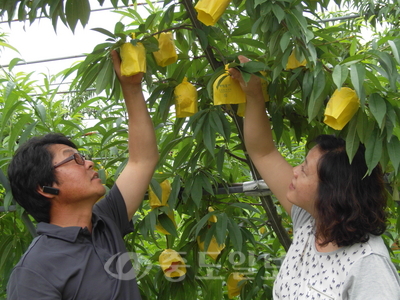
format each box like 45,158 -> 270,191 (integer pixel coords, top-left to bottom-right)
36,213 -> 104,242
36,223 -> 82,242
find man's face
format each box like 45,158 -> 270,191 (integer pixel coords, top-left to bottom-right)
49,144 -> 106,204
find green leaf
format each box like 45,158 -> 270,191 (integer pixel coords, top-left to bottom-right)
302,70 -> 314,99
365,69 -> 383,90
158,212 -> 178,237
35,103 -> 47,124
19,121 -> 38,145
173,143 -> 193,170
8,114 -> 33,152
158,87 -> 174,122
350,63 -> 365,106
209,110 -> 227,139
96,58 -> 114,95
0,169 -> 10,191
216,146 -> 225,175
240,61 -> 268,73
232,18 -> 252,36
345,114 -> 360,163
368,93 -> 386,129
332,65 -> 348,89
5,80 -> 16,100
8,58 -> 24,71
215,213 -> 228,246
194,28 -> 209,49
230,202 -> 260,214
203,223 -> 217,255
199,172 -> 214,195
59,120 -> 83,134
388,40 -> 400,64
356,111 -> 368,143
164,175 -> 179,209
227,218 -> 243,252
3,191 -> 14,210
271,105 -> 284,141
230,38 -> 265,50
192,212 -> 216,238
79,63 -> 101,92
72,98 -> 101,116
342,55 -> 365,65
272,4 -> 285,23
308,70 -> 326,122
280,31 -> 291,52
291,8 -> 314,42
206,67 -> 225,99
144,12 -> 160,31
0,41 -> 20,54
370,50 -> 398,91
202,117 -> 216,156
142,36 -> 159,53
349,38 -> 357,56
158,4 -> 175,30
144,209 -> 157,236
150,178 -> 162,203
191,175 -> 204,207
91,27 -> 116,39
0,236 -> 14,271
365,128 -> 383,172
65,0 -> 90,32
387,136 -> 400,175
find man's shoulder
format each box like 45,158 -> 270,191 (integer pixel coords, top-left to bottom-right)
17,228 -> 81,266
14,235 -> 49,268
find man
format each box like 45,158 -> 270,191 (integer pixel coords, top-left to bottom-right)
6,50 -> 159,299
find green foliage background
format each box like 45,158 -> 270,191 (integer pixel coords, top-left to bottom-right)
0,0 -> 400,299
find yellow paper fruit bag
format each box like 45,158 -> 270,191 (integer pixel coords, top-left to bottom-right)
149,180 -> 171,209
120,41 -> 146,76
285,49 -> 307,70
174,77 -> 198,118
227,273 -> 246,298
213,65 -> 246,106
195,0 -> 232,26
259,226 -> 266,235
208,206 -> 217,223
153,32 -> 178,67
159,249 -> 186,277
197,236 -> 225,261
324,87 -> 360,130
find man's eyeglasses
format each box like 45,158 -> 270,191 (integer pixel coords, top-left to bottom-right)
53,153 -> 86,169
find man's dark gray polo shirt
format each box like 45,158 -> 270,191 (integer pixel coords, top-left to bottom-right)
7,185 -> 142,300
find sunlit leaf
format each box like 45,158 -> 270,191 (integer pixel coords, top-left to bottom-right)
332,64 -> 348,90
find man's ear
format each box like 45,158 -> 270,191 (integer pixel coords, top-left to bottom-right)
37,186 -> 59,197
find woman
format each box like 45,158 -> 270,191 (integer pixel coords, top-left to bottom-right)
230,55 -> 400,299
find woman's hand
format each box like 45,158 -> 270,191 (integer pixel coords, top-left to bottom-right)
111,49 -> 143,87
229,55 -> 263,100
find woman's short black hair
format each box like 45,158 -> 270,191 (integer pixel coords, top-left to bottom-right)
7,133 -> 77,223
314,134 -> 387,247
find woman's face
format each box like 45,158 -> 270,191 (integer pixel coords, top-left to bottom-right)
286,146 -> 322,216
